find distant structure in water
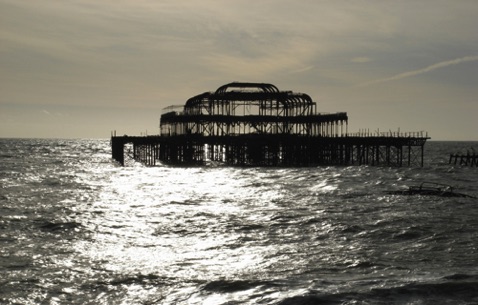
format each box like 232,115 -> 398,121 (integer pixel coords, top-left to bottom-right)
449,149 -> 477,167
111,82 -> 430,167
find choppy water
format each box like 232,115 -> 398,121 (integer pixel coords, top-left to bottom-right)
1,139 -> 477,304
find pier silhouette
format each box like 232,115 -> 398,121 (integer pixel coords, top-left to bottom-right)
449,149 -> 478,167
111,82 -> 429,167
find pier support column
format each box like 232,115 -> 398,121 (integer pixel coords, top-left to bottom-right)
111,137 -> 125,166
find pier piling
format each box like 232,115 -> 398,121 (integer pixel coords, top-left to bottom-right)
449,152 -> 478,167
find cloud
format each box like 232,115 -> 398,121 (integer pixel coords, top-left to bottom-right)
291,65 -> 315,74
356,55 -> 478,87
202,36 -> 319,79
1,1 -> 478,139
351,57 -> 372,63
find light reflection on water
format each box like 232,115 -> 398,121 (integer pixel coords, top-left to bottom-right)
79,165 -> 380,303
80,167 -> 286,289
2,140 -> 478,304
76,165 -> 343,304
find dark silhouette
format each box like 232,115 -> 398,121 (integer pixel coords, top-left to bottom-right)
111,82 -> 429,167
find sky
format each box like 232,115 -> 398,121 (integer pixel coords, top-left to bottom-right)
1,0 -> 477,140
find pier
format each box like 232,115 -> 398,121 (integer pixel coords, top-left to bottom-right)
111,82 -> 429,167
449,151 -> 478,167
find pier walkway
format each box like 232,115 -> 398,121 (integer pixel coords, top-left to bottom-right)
111,133 -> 429,167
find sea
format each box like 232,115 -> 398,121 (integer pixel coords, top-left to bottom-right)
1,138 -> 477,305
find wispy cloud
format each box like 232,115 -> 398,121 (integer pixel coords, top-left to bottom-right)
290,65 -> 315,74
356,55 -> 478,87
351,57 -> 372,63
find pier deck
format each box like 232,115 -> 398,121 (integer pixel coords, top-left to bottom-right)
111,134 -> 429,167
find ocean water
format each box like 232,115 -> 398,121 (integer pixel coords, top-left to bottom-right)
1,138 -> 477,305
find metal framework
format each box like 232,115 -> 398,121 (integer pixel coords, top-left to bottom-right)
111,82 -> 430,167
160,82 -> 348,138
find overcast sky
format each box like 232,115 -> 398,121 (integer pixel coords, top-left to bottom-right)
1,0 -> 477,140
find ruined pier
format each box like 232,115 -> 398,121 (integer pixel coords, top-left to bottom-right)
111,82 -> 429,167
449,151 -> 478,167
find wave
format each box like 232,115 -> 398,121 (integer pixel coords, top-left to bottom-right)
202,279 -> 277,293
39,220 -> 82,233
107,273 -> 170,286
277,275 -> 478,305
